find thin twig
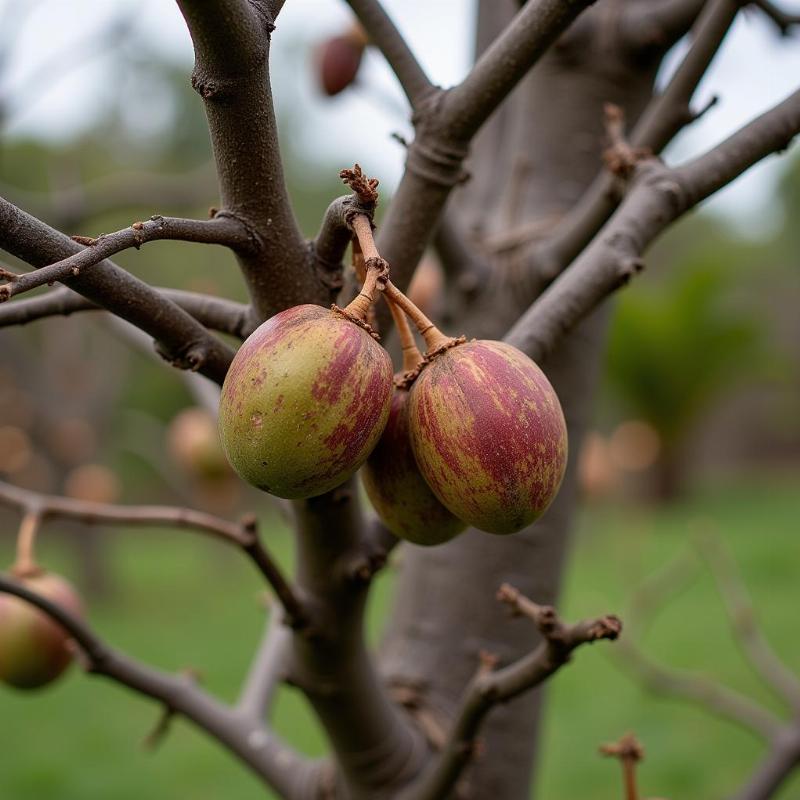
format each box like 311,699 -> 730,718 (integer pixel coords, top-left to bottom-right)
614,551 -> 784,741
0,480 -> 308,629
400,584 -> 621,800
695,532 -> 800,713
343,0 -> 434,107
0,214 -> 252,302
0,575 -> 312,798
236,609 -> 292,720
0,197 -> 235,383
0,285 -> 254,338
521,0 -> 741,284
506,86 -> 800,362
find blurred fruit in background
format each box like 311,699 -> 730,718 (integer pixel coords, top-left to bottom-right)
167,407 -> 230,481
63,464 -> 121,505
314,22 -> 368,97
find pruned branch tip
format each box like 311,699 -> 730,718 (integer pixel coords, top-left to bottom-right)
340,163 -> 380,206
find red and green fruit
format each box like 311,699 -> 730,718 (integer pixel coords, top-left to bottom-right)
362,387 -> 466,546
0,570 -> 83,690
408,340 -> 567,535
219,304 -> 393,499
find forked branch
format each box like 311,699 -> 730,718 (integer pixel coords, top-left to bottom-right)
401,584 -> 621,800
0,214 -> 253,302
507,86 -> 800,361
0,480 -> 308,630
520,0 -> 740,286
0,575 -> 313,798
0,197 -> 235,383
344,0 -> 434,107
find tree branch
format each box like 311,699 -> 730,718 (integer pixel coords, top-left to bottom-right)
618,638 -> 783,740
177,0 -> 329,320
446,0 -> 597,141
289,480 -> 427,796
236,609 -> 292,721
0,480 -> 308,630
696,533 -> 800,714
344,0 -> 434,107
0,198 -> 235,383
0,214 -> 253,302
749,0 -> 800,35
0,575 -> 314,799
401,584 -> 621,800
618,0 -> 708,52
524,0 -> 740,288
731,727 -> 800,800
0,286 -> 255,339
376,0 -> 597,320
506,86 -> 800,362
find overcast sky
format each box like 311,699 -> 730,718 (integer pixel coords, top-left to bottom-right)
1,0 -> 799,235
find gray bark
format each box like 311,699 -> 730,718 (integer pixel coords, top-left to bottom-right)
380,5 -> 661,796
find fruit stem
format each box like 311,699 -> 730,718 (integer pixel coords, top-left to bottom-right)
350,213 -> 457,353
12,510 -> 43,578
386,294 -> 423,372
343,260 -> 384,321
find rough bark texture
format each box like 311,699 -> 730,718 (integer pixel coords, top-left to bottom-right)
380,5 -> 662,796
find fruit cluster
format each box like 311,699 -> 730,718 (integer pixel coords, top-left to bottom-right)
219,198 -> 567,544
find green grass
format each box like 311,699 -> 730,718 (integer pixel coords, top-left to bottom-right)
0,474 -> 797,799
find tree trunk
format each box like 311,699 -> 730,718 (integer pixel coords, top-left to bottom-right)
381,6 -> 663,796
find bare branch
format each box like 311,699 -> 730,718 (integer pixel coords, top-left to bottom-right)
695,532 -> 800,713
0,214 -> 253,302
402,584 -> 621,800
0,480 -> 308,630
445,0 -> 597,142
0,286 -> 255,339
506,86 -> 800,361
376,0 -> 597,321
619,0 -> 707,51
618,638 -> 783,740
614,551 -> 783,742
0,575 -> 313,798
344,0 -> 434,107
527,0 -> 740,287
236,610 -> 292,721
0,197 -> 235,383
750,0 -> 800,35
731,727 -> 800,800
177,0 -> 329,320
290,480 -> 427,795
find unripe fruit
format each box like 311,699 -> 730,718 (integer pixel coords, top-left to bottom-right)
219,304 -> 393,499
315,24 -> 368,96
167,407 -> 230,480
0,571 -> 83,690
362,387 -> 466,546
408,340 -> 567,535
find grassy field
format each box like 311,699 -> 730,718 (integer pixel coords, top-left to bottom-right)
0,473 -> 797,799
